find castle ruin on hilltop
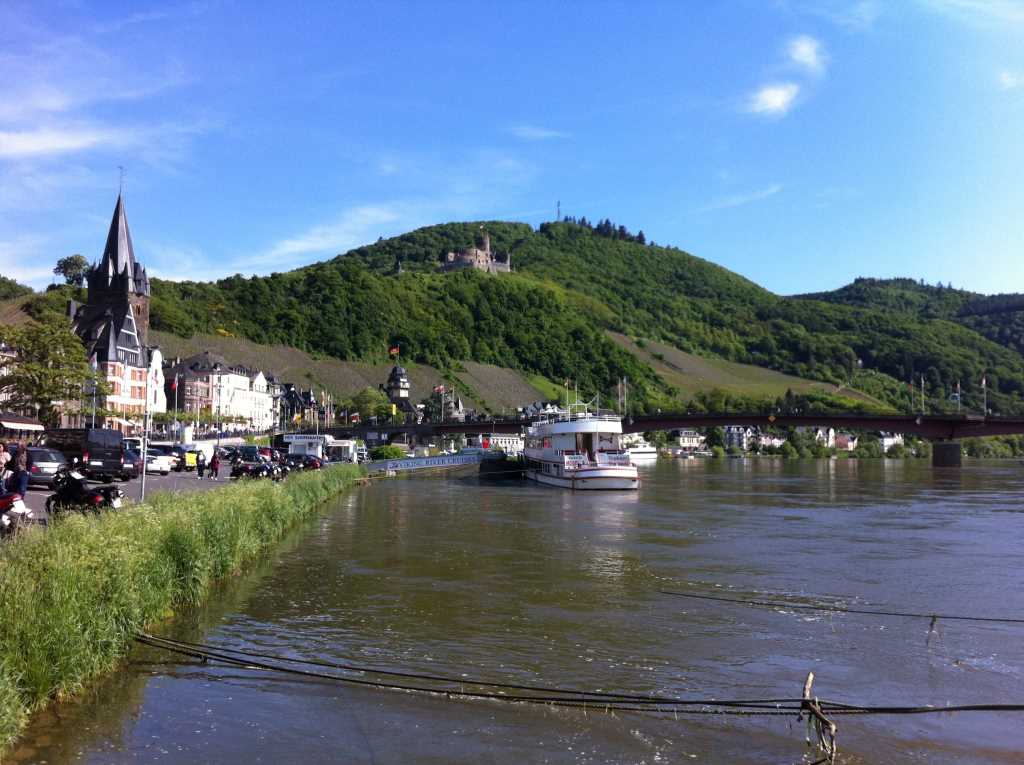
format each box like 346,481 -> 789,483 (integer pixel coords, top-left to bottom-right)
442,228 -> 511,274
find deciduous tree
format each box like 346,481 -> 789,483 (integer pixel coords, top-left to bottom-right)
0,318 -> 101,426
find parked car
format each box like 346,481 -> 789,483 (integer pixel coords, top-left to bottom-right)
25,446 -> 68,487
121,449 -> 143,480
43,428 -> 125,482
4,444 -> 69,488
144,450 -> 173,475
148,445 -> 180,471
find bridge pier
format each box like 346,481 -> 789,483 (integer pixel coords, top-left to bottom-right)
931,441 -> 962,468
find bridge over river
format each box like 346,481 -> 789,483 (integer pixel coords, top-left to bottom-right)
282,413 -> 1024,467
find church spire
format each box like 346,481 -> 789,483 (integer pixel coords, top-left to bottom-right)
98,194 -> 143,292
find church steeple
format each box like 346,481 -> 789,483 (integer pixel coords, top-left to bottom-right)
81,193 -> 152,346
94,194 -> 149,296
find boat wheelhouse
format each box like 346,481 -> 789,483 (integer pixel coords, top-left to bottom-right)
524,406 -> 639,490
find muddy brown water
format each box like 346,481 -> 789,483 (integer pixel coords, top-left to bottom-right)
14,459 -> 1024,764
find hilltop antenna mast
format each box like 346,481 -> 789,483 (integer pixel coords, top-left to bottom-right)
556,200 -> 561,220
118,165 -> 126,198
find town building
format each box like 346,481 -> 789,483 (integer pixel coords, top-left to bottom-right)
0,342 -> 17,409
796,426 -> 837,449
879,432 -> 904,452
835,433 -> 859,451
163,351 -> 275,431
724,425 -> 755,451
442,229 -> 511,274
465,433 -> 525,455
68,194 -> 165,431
280,384 -> 321,427
672,429 -> 706,451
756,431 -> 787,450
383,365 -> 421,422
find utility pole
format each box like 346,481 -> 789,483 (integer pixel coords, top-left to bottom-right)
139,359 -> 151,503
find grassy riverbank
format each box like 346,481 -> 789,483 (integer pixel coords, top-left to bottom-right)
0,465 -> 363,755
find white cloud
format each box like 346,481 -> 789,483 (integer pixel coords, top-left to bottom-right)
263,205 -> 404,264
919,0 -> 1024,25
999,70 -> 1023,90
798,0 -> 881,30
699,184 -> 783,212
746,83 -> 801,116
788,35 -> 826,75
0,125 -> 130,158
508,125 -> 570,141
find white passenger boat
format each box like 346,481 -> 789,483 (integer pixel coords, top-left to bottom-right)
624,438 -> 659,460
524,406 -> 639,490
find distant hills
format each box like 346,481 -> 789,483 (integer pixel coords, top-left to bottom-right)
9,220 -> 1024,414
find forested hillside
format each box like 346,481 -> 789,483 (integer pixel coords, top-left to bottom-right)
798,277 -> 1024,357
20,220 -> 1024,414
0,276 -> 32,302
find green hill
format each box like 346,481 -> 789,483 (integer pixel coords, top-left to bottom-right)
19,220 -> 1024,415
797,277 -> 1024,357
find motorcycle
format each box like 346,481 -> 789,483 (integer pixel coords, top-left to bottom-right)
1,492 -> 42,538
230,460 -> 273,480
45,466 -> 124,517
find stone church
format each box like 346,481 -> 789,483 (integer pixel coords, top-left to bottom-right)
68,195 -> 166,430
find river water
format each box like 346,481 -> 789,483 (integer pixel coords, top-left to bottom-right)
13,459 -> 1024,764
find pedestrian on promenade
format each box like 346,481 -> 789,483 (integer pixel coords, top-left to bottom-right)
1,450 -> 29,498
196,451 -> 206,480
210,452 -> 220,481
0,442 -> 10,472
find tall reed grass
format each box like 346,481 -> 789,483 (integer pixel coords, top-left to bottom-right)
0,465 -> 363,754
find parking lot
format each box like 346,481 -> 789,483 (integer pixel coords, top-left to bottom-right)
20,469 -> 229,521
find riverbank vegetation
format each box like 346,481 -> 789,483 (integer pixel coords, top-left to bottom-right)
0,464 -> 363,754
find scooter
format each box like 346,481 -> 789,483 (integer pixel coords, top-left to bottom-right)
45,465 -> 124,517
1,492 -> 41,538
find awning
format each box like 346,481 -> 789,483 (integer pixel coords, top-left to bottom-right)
0,414 -> 44,432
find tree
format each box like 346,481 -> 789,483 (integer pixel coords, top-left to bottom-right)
370,444 -> 407,460
53,254 -> 89,287
343,386 -> 390,421
0,318 -> 101,426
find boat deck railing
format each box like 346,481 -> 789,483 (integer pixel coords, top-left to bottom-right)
532,408 -> 622,426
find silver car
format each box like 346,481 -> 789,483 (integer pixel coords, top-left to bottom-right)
26,447 -> 68,487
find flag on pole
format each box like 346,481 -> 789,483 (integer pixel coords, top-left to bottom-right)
170,373 -> 178,391
981,376 -> 987,388
433,384 -> 446,393
389,345 -> 400,356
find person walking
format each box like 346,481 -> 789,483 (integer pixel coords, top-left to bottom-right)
196,450 -> 206,480
0,442 -> 10,473
209,452 -> 221,481
1,450 -> 29,498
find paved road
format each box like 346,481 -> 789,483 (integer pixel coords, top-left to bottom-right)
20,469 -> 228,520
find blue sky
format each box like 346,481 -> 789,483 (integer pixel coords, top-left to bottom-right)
2,0 -> 1023,295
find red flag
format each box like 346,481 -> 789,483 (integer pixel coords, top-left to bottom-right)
389,345 -> 400,356
170,374 -> 178,390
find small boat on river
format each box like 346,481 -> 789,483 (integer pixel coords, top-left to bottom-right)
523,405 -> 639,490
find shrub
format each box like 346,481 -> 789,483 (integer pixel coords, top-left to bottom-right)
370,445 -> 407,460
